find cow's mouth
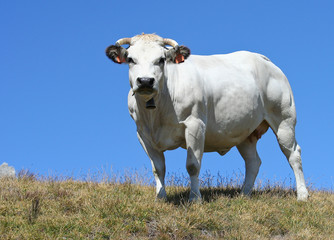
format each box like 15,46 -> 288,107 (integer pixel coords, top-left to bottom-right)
136,87 -> 155,95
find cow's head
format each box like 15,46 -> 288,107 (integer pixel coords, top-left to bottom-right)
105,34 -> 190,108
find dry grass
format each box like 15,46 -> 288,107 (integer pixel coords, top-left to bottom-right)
0,171 -> 333,240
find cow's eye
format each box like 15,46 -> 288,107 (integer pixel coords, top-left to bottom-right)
127,57 -> 135,64
158,58 -> 165,65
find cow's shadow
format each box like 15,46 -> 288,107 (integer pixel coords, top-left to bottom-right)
166,187 -> 296,206
166,187 -> 240,206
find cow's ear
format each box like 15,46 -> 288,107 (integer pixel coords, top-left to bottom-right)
105,45 -> 127,64
175,45 -> 191,64
167,45 -> 191,64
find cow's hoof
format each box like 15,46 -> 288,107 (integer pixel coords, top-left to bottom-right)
240,186 -> 252,196
297,190 -> 309,202
239,193 -> 251,199
189,191 -> 202,203
156,188 -> 167,200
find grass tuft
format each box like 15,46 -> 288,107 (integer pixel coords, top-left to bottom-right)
27,197 -> 40,224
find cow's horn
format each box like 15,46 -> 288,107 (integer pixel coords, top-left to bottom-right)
115,38 -> 131,46
163,38 -> 179,48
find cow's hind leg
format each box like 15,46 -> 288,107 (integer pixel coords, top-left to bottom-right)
237,137 -> 262,195
266,115 -> 309,201
237,121 -> 269,195
272,119 -> 309,201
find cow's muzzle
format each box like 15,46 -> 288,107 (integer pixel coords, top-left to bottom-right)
133,77 -> 157,109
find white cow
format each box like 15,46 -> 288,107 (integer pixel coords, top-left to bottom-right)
106,33 -> 309,201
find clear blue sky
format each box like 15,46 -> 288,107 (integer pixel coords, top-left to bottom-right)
1,1 -> 333,189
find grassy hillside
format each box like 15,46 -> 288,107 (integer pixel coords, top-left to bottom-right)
0,173 -> 333,240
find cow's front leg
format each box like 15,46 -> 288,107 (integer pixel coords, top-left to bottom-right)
137,132 -> 167,199
184,117 -> 206,202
